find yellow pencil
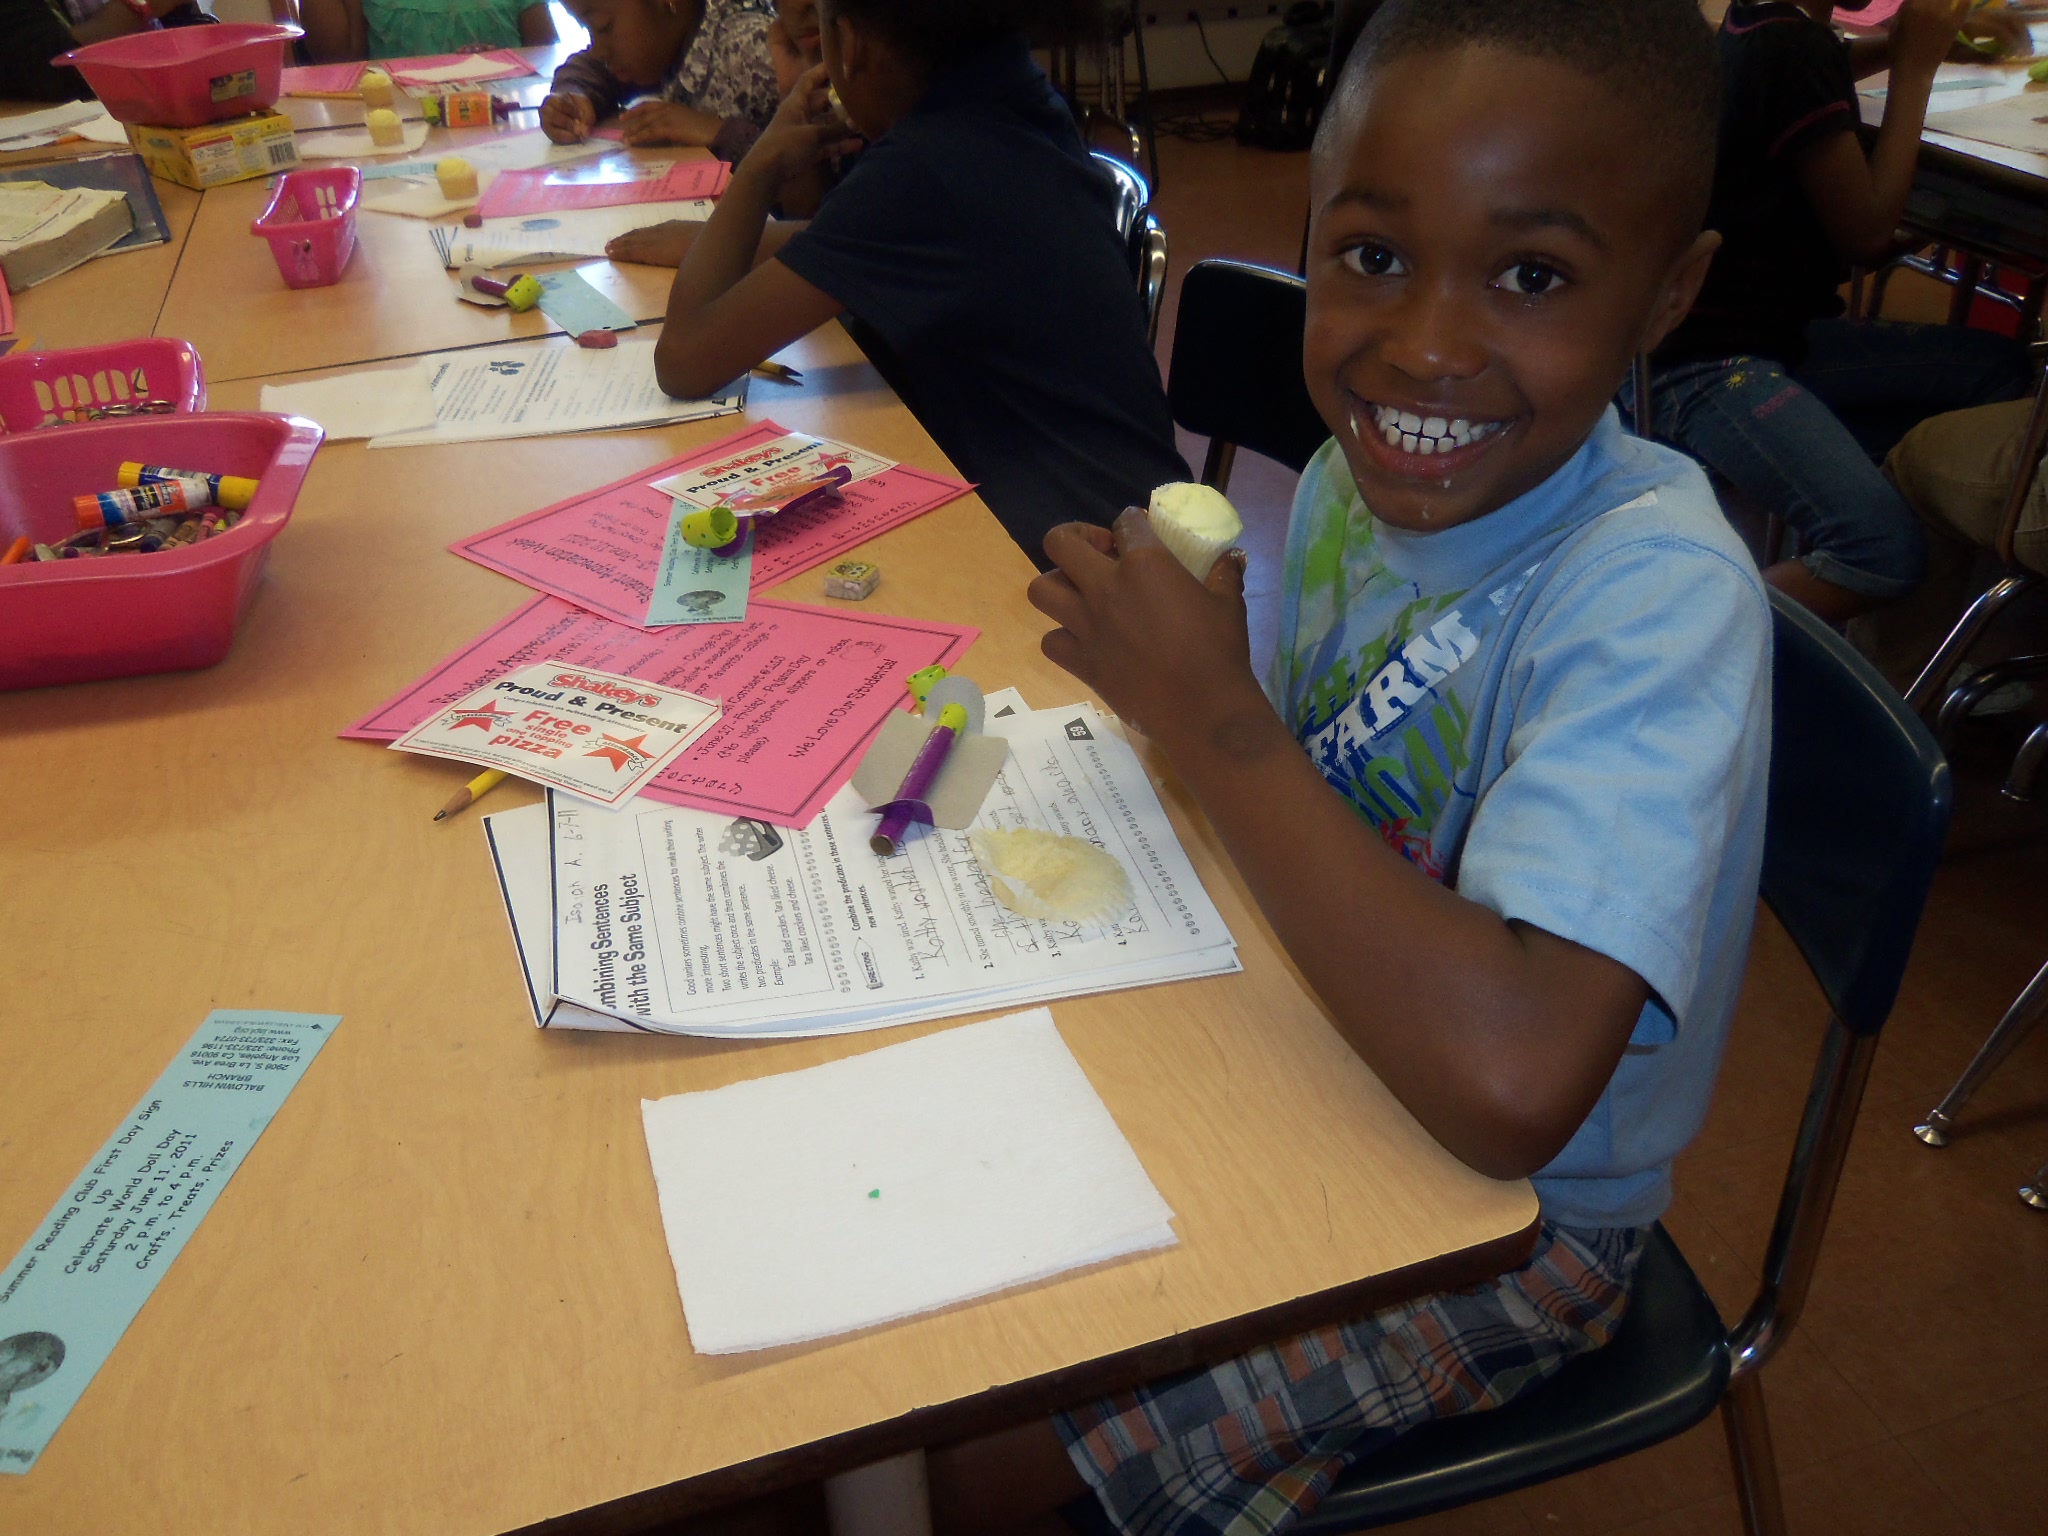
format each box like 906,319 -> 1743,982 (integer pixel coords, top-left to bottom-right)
434,768 -> 508,822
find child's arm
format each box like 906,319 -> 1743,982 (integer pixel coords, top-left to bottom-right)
296,0 -> 366,63
1800,0 -> 1966,264
1033,520 -> 1708,1183
518,2 -> 557,46
651,64 -> 855,399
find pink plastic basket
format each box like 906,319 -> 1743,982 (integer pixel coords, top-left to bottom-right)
0,412 -> 323,690
0,339 -> 206,433
53,24 -> 301,129
252,168 -> 361,289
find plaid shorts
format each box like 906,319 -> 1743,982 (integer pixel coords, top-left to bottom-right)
1056,1222 -> 1643,1536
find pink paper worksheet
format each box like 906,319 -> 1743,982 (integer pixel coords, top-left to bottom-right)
282,62 -> 367,95
475,156 -> 733,218
345,595 -> 977,827
450,420 -> 976,627
384,50 -> 537,88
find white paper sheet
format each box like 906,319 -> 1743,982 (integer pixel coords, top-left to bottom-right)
258,358 -> 439,440
1915,89 -> 2048,154
295,119 -> 433,161
641,1008 -> 1178,1354
365,336 -> 743,448
432,199 -> 714,268
360,179 -> 478,219
72,107 -> 131,146
541,705 -> 1240,1038
0,101 -> 105,148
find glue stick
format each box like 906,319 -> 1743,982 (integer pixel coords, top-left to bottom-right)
117,463 -> 259,512
73,480 -> 197,530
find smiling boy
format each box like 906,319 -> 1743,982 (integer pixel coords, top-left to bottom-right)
911,1 -> 1775,1532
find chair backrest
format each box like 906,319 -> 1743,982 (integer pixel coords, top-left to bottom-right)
1166,258 -> 1330,488
1763,592 -> 1951,1036
1730,592 -> 1951,1380
1090,150 -> 1167,341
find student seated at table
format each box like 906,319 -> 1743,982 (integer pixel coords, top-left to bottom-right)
299,0 -> 555,61
1625,0 -> 2032,624
908,2 -> 1766,1531
0,0 -> 235,99
542,0 -> 780,160
642,0 -> 1190,566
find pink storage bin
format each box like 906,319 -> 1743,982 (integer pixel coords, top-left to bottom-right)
0,339 -> 206,433
252,167 -> 361,289
53,24 -> 302,129
0,412 -> 323,690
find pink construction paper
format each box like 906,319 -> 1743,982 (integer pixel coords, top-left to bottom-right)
450,420 -> 976,627
282,62 -> 368,95
384,50 -> 537,87
344,595 -> 977,827
475,157 -> 732,218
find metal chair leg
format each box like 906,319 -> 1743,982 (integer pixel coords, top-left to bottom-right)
1721,1372 -> 1788,1536
1915,957 -> 2048,1146
2022,1163 -> 2048,1209
2003,721 -> 2048,802
1904,573 -> 2041,713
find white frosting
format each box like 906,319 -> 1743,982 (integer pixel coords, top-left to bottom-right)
1148,482 -> 1243,541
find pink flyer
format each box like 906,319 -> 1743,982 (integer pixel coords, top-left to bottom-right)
384,50 -> 537,87
475,157 -> 733,219
345,595 -> 977,827
282,62 -> 367,95
450,420 -> 975,627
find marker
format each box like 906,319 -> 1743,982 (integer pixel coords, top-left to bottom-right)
2,535 -> 29,565
869,702 -> 968,856
118,463 -> 259,512
435,768 -> 508,822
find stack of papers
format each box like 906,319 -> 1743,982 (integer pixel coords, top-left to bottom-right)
487,702 -> 1240,1038
641,1007 -> 1178,1353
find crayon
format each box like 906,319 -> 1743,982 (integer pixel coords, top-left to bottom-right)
1,536 -> 28,565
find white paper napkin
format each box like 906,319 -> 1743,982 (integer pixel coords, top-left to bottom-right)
259,359 -> 438,440
640,1008 -> 1177,1354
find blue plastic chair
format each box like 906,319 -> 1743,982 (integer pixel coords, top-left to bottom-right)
1293,592 -> 1952,1536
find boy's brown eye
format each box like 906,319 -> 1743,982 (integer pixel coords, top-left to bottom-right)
1342,243 -> 1406,279
1496,260 -> 1564,297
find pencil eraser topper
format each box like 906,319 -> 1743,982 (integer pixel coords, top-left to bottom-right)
907,664 -> 948,710
679,506 -> 741,549
922,675 -> 984,738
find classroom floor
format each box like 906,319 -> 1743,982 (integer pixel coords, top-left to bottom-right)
1144,130 -> 2048,1536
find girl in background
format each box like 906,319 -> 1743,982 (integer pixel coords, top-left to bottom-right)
300,0 -> 556,60
542,0 -> 779,160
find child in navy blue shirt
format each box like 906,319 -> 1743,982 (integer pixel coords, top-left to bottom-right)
645,0 -> 1189,564
1632,0 -> 2031,622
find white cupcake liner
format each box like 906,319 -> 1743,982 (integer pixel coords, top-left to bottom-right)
1151,514 -> 1240,579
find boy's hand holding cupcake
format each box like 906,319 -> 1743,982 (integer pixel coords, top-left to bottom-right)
1031,486 -> 1253,745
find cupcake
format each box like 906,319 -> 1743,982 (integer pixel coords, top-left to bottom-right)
1147,482 -> 1243,578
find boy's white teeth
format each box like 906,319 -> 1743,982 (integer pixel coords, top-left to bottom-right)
1368,402 -> 1502,454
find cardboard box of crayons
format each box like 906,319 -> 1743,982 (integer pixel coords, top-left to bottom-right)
125,110 -> 299,190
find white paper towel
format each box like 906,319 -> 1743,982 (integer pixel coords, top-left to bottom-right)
640,1008 -> 1177,1354
259,359 -> 438,440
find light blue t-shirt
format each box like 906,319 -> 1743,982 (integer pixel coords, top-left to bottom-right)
1266,409 -> 1773,1229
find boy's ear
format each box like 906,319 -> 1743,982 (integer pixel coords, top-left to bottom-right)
1639,230 -> 1720,356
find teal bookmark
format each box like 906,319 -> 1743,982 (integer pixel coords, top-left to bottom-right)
647,498 -> 752,625
0,1010 -> 341,1474
536,268 -> 636,337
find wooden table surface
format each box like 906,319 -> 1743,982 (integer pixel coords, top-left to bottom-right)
0,86 -> 1538,1536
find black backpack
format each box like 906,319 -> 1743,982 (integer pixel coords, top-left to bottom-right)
1236,2 -> 1334,151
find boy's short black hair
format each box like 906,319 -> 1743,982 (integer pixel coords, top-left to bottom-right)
820,0 -> 1104,71
1326,0 -> 1721,236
